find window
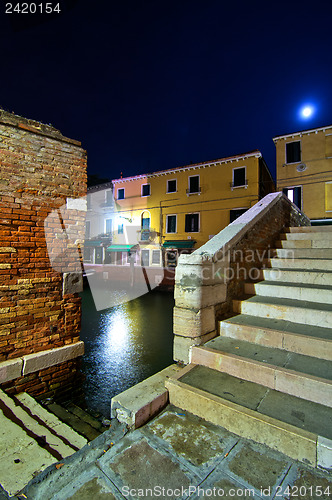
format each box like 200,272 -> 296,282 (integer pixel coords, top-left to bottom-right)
326,135 -> 332,158
106,190 -> 113,206
188,175 -> 200,194
117,188 -> 125,200
283,187 -> 302,209
85,220 -> 90,239
141,184 -> 151,197
118,224 -> 124,234
286,141 -> 301,164
185,213 -> 199,232
230,208 -> 248,223
141,249 -> 150,267
326,182 -> 332,212
232,167 -> 246,188
166,215 -> 177,233
86,194 -> 91,210
152,250 -> 161,265
105,218 -> 112,234
167,179 -> 177,193
83,247 -> 92,262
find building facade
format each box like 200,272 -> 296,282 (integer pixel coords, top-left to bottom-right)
274,125 -> 332,223
84,151 -> 274,275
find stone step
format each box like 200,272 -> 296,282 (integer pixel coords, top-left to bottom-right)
0,390 -> 80,461
44,402 -> 102,441
219,314 -> 332,361
276,248 -> 332,259
191,337 -> 332,407
233,295 -> 332,329
0,402 -> 56,497
267,257 -> 332,271
288,226 -> 332,233
260,268 -> 332,286
281,231 -> 332,241
16,393 -> 88,450
278,239 -> 332,249
165,364 -> 332,468
244,281 -> 332,304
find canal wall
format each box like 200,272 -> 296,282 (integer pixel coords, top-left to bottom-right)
173,192 -> 311,363
0,110 -> 87,401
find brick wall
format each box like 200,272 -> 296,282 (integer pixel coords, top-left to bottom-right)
0,110 -> 87,399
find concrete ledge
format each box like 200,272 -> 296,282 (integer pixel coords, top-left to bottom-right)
0,358 -> 23,384
23,341 -> 84,375
111,364 -> 181,428
173,332 -> 217,364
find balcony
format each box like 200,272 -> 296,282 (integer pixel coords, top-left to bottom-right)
138,229 -> 159,243
186,186 -> 201,195
230,180 -> 248,190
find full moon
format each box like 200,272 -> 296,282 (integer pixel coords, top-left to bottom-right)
301,106 -> 314,118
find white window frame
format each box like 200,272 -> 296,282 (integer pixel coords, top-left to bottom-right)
285,140 -> 302,164
141,183 -> 151,197
325,181 -> 332,212
185,212 -> 200,233
166,178 -> 177,194
232,166 -> 247,189
105,218 -> 112,234
188,174 -> 200,194
105,190 -> 113,205
151,250 -> 161,266
117,187 -> 125,200
166,214 -> 177,234
283,185 -> 303,210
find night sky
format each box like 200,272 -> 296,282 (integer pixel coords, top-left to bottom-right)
1,0 -> 332,182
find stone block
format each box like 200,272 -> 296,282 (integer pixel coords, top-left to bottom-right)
174,283 -> 226,309
22,342 -> 84,375
0,358 -> 23,383
111,364 -> 181,428
173,331 -> 217,364
317,436 -> 332,469
173,305 -> 215,337
63,272 -> 83,294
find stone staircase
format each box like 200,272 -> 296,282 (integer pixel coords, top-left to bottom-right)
0,390 -> 105,497
166,225 -> 332,469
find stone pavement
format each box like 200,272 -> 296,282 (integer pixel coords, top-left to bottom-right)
7,405 -> 332,500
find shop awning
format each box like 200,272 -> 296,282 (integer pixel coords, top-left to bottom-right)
84,240 -> 103,247
162,240 -> 196,249
106,244 -> 135,252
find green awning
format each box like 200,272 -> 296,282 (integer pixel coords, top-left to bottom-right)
106,244 -> 135,252
162,240 -> 196,249
84,240 -> 103,247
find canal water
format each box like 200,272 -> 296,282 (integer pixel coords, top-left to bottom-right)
79,286 -> 174,417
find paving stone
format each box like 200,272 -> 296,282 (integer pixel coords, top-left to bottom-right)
145,409 -> 238,469
97,431 -> 199,500
281,466 -> 332,500
227,442 -> 290,491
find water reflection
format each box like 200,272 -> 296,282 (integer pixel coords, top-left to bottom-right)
79,287 -> 174,416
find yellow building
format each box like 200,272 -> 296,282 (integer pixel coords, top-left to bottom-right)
274,125 -> 332,223
111,150 -> 274,267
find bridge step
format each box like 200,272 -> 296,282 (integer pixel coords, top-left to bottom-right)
259,268 -> 332,286
166,364 -> 332,468
267,257 -> 332,270
218,314 -> 332,360
191,337 -> 332,407
244,281 -> 332,304
233,296 -> 332,329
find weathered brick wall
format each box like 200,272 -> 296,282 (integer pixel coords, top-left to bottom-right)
0,110 -> 87,399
